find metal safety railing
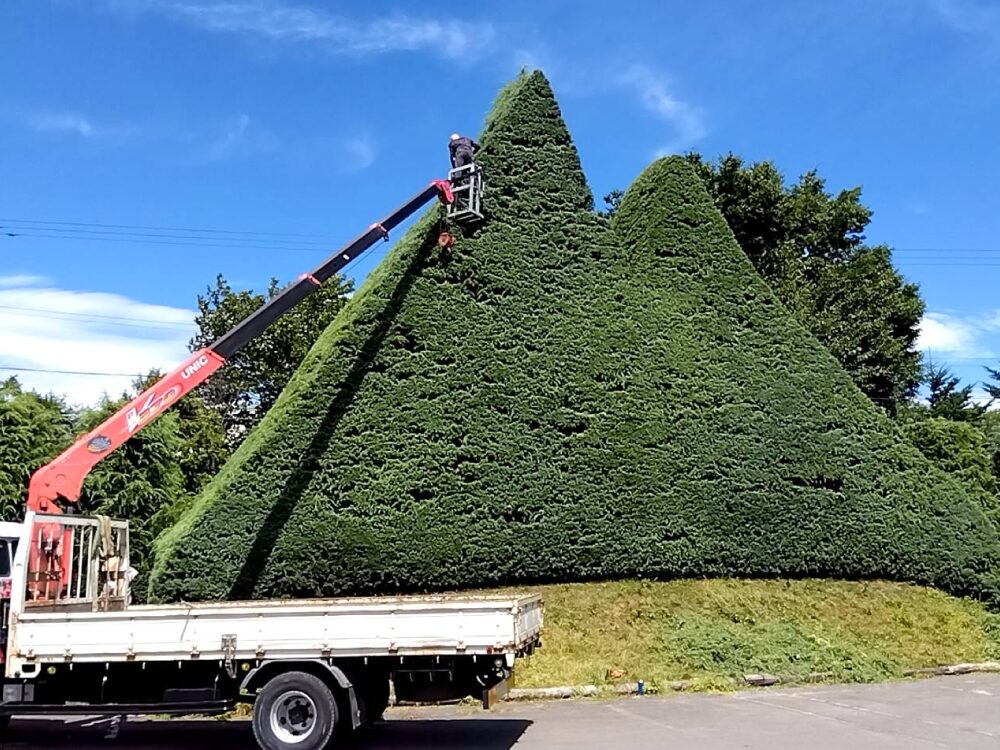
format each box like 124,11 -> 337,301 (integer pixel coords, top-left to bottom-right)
446,164 -> 484,224
25,513 -> 130,611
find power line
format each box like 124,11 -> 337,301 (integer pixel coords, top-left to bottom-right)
0,309 -> 191,333
0,365 -> 141,377
889,251 -> 1000,254
0,304 -> 194,331
1,231 -> 328,254
1,224 -> 342,248
0,217 -> 343,240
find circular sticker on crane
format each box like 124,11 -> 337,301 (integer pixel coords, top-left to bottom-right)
87,435 -> 112,454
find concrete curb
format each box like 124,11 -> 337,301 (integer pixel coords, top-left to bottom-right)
903,661 -> 1000,677
502,661 -> 1000,702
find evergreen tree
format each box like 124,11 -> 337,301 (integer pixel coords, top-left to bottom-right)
76,375 -> 190,597
191,274 -> 354,448
0,377 -> 73,520
683,153 -> 923,413
150,72 -> 1000,605
924,363 -> 986,422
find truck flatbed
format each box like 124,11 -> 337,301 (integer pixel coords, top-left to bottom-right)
1,514 -> 542,750
9,592 -> 542,673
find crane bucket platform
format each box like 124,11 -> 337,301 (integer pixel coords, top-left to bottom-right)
446,164 -> 484,224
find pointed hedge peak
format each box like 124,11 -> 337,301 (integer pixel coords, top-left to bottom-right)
477,69 -> 593,216
148,80 -> 1000,608
147,70 -> 615,602
614,156 -> 731,258
606,154 -> 1000,603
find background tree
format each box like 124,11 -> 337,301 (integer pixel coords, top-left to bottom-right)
0,378 -> 73,520
75,374 -> 190,597
191,274 -> 354,448
680,153 -> 924,413
922,363 -> 986,422
600,189 -> 624,217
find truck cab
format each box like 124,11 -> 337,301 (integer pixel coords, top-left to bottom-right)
0,522 -> 21,666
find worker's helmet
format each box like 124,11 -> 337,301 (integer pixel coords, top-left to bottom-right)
450,133 -> 460,141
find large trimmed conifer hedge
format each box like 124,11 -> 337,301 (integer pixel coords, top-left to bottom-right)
149,72 -> 1000,603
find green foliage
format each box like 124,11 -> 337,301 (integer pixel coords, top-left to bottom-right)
191,274 -> 354,448
983,365 -> 1000,406
77,374 -> 191,597
0,378 -> 73,520
978,411 -> 1000,491
922,363 -> 987,422
684,153 -> 923,413
150,72 -> 1000,605
601,189 -> 624,217
807,246 -> 925,410
901,418 -> 998,525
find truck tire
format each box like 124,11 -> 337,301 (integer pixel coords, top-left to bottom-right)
252,671 -> 338,750
0,714 -> 10,733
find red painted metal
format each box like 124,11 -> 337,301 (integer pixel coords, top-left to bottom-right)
26,349 -> 225,513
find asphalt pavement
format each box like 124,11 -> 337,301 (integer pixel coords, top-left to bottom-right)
5,674 -> 999,749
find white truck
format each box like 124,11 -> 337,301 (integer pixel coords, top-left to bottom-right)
0,170 -> 543,749
0,513 -> 542,749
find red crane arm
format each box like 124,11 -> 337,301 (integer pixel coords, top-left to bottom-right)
26,179 -> 454,513
27,349 -> 225,512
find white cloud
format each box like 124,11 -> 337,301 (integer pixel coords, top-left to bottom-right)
28,112 -> 97,137
917,312 -> 981,355
617,65 -> 706,155
206,113 -> 251,159
24,110 -> 135,139
0,283 -> 195,408
0,274 -> 49,289
341,134 -> 377,171
115,1 -> 495,61
929,0 -> 1000,35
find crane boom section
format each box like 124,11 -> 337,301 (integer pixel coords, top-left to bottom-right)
26,179 -> 454,512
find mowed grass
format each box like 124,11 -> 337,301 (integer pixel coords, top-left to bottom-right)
510,579 -> 1000,691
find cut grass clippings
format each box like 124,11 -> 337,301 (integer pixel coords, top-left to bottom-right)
510,579 -> 1000,692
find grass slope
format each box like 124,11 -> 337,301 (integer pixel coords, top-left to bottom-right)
150,71 -> 1000,604
515,579 -> 1000,690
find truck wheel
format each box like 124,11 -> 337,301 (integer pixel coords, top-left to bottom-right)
0,714 -> 10,733
252,671 -> 337,750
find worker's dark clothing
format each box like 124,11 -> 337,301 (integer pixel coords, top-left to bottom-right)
449,136 -> 479,169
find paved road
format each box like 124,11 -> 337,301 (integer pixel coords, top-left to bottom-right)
6,674 -> 1000,749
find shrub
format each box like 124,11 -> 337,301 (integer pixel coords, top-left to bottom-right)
149,72 -> 1000,604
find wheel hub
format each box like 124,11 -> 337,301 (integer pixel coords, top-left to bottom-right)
269,689 -> 317,744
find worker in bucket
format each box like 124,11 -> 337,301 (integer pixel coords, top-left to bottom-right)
448,133 -> 479,169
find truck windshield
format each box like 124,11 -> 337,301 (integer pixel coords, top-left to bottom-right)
0,540 -> 10,577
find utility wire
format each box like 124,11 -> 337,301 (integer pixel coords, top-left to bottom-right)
1,231 -> 329,253
0,304 -> 194,330
0,217 -> 343,240
1,224 -> 342,248
0,365 -> 141,377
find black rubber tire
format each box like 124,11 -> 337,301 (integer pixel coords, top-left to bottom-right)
252,671 -> 338,750
0,714 -> 10,733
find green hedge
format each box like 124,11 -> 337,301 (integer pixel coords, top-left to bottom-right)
902,417 -> 999,526
149,71 -> 1000,603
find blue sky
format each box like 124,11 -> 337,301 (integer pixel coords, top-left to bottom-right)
2,0 -> 999,405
